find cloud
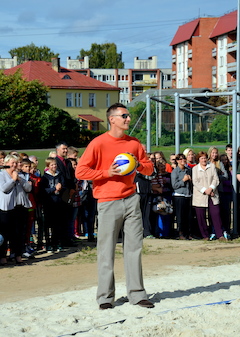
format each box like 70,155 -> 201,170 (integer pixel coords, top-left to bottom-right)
17,11 -> 36,24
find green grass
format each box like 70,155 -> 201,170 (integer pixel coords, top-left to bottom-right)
151,143 -> 227,163
13,141 -> 227,172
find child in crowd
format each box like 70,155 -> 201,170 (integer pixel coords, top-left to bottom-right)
18,159 -> 34,258
40,157 -> 65,253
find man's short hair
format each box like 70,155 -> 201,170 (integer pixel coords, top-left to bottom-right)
226,144 -> 232,150
106,103 -> 127,119
56,141 -> 68,149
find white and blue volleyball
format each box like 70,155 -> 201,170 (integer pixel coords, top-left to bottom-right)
114,153 -> 137,176
0,234 -> 4,246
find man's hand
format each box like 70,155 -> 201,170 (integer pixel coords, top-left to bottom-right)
108,162 -> 122,177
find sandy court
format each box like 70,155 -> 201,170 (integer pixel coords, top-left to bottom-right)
1,239 -> 240,336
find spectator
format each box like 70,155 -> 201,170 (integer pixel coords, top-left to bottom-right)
154,151 -> 172,173
171,154 -> 192,239
183,148 -> 196,168
225,144 -> 233,166
0,155 -> 32,266
192,151 -> 225,241
40,157 -> 65,253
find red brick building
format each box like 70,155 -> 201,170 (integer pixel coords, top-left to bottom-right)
170,11 -> 237,90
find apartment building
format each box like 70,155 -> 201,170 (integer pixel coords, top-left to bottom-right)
170,11 -> 237,90
0,56 -> 18,69
170,17 -> 219,89
67,56 -> 172,104
209,10 -> 237,90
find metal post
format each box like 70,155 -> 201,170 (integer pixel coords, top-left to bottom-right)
174,93 -> 180,154
190,113 -> 193,146
232,91 -> 238,235
237,0 -> 240,146
146,95 -> 151,153
155,97 -> 158,146
158,71 -> 162,139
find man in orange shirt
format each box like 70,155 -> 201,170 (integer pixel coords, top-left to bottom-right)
76,103 -> 154,310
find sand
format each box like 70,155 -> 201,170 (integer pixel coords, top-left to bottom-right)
0,239 -> 240,337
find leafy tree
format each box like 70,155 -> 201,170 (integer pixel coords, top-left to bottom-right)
9,43 -> 59,64
78,43 -> 124,69
0,70 -> 80,148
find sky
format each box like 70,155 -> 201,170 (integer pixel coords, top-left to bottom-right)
0,0 -> 238,69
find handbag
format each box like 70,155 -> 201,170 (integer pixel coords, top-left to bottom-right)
62,188 -> 75,206
152,196 -> 173,215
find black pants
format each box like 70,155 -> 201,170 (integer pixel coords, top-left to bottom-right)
0,206 -> 28,258
174,196 -> 191,237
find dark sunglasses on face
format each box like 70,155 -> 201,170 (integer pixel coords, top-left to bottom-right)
112,113 -> 131,119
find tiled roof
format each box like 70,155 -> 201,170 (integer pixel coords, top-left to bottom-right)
78,114 -> 103,122
4,60 -> 120,91
170,19 -> 200,46
209,10 -> 237,38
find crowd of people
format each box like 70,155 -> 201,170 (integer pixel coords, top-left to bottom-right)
0,141 -> 238,267
0,143 -> 97,266
136,144 -> 237,242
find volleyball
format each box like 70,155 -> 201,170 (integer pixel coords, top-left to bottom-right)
0,234 -> 4,246
114,153 -> 137,176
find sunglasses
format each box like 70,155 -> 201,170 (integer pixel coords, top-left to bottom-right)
111,114 -> 131,119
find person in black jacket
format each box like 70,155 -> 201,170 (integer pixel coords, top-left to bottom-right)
40,157 -> 65,252
55,142 -> 77,247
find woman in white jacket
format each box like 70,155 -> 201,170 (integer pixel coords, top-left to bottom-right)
192,151 -> 225,241
0,155 -> 32,265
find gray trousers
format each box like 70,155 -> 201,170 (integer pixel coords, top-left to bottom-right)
96,193 -> 147,305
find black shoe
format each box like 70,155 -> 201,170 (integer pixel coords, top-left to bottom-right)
99,303 -> 113,310
136,300 -> 154,308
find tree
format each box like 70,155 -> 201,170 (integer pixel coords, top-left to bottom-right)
77,43 -> 124,69
0,70 -> 80,148
9,43 -> 59,64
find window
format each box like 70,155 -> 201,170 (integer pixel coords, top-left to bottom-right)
89,93 -> 96,107
135,74 -> 143,81
220,56 -> 224,67
150,74 -> 156,79
66,93 -> 73,107
126,87 -> 129,93
75,93 -> 82,107
106,93 -> 110,107
62,74 -> 71,79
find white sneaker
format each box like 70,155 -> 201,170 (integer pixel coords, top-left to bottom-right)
209,233 -> 216,241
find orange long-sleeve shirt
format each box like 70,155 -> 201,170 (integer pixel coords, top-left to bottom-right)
75,132 -> 153,203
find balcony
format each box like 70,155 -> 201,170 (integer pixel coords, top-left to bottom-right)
132,79 -> 157,86
188,49 -> 192,59
212,66 -> 217,75
212,48 -> 217,57
227,80 -> 236,88
212,83 -> 217,89
172,54 -> 176,63
172,71 -> 176,79
227,62 -> 237,73
227,41 -> 237,53
188,67 -> 192,77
